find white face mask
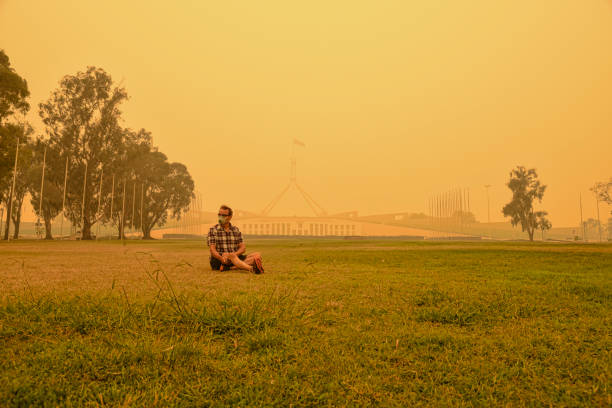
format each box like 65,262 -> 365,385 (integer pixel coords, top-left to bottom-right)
218,215 -> 228,224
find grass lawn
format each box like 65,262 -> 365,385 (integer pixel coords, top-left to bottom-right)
0,239 -> 610,406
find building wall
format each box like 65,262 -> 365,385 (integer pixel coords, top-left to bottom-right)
234,218 -> 361,236
152,217 -> 470,239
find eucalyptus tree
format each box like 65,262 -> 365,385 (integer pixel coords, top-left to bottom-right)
39,66 -> 128,239
111,142 -> 193,239
139,158 -> 194,239
93,128 -> 194,239
28,139 -> 65,239
0,49 -> 30,234
0,49 -> 29,125
592,178 -> 612,215
0,124 -> 34,239
502,166 -> 549,241
98,128 -> 153,239
0,124 -> 16,204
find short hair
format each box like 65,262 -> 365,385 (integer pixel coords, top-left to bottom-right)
219,205 -> 233,216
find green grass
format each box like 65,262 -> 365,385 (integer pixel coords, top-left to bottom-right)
0,239 -> 610,406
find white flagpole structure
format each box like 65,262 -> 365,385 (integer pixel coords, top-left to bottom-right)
109,174 -> 115,240
80,161 -> 88,238
596,197 -> 602,242
6,135 -> 20,241
580,193 -> 585,241
121,180 -> 126,242
96,168 -> 103,239
131,181 -> 136,233
140,183 -> 144,238
38,145 -> 47,221
59,156 -> 68,239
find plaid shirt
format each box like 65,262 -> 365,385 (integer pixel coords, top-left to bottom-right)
207,223 -> 243,254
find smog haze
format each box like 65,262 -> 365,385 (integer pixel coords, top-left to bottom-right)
1,0 -> 611,226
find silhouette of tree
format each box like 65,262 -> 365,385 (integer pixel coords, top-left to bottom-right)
502,166 -> 548,241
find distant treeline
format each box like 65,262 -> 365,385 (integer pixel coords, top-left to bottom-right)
0,50 -> 194,240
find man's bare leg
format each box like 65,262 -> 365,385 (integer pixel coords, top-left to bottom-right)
243,252 -> 261,268
227,253 -> 254,272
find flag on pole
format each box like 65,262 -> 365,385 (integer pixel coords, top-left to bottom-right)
293,138 -> 306,147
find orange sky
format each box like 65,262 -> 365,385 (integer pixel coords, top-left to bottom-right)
1,0 -> 611,226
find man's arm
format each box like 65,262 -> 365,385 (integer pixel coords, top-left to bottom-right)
209,244 -> 227,263
234,242 -> 246,256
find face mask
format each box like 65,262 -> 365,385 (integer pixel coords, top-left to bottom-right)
218,216 -> 228,224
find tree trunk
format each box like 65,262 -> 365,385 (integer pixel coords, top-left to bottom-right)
44,216 -> 53,240
81,217 -> 93,240
527,228 -> 534,241
2,201 -> 10,240
143,225 -> 153,239
117,215 -> 125,240
12,204 -> 21,239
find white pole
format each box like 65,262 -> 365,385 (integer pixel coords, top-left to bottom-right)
121,180 -> 126,242
580,193 -> 585,241
467,188 -> 470,213
140,183 -> 144,238
199,193 -> 203,235
109,174 -> 115,240
96,168 -> 103,239
60,156 -> 68,239
485,185 -> 491,224
596,197 -> 602,242
80,161 -> 88,238
484,184 -> 491,239
6,135 -> 20,241
38,146 -> 47,222
131,181 -> 136,233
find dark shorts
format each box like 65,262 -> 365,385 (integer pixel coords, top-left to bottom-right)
210,254 -> 247,270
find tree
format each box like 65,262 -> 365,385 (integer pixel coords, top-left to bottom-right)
1,123 -> 34,240
0,124 -> 18,204
0,124 -> 18,195
0,50 -> 30,125
89,128 -> 153,239
536,210 -> 552,241
28,140 -> 65,239
93,129 -> 194,240
39,67 -> 128,239
502,166 -> 548,241
132,149 -> 194,239
0,50 -> 30,227
582,218 -> 600,241
592,178 -> 612,215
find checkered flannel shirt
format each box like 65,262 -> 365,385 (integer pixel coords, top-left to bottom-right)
207,223 -> 243,255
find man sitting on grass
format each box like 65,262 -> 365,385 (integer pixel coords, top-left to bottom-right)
207,205 -> 264,274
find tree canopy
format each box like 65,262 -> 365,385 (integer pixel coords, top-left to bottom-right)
39,66 -> 129,239
0,50 -> 30,124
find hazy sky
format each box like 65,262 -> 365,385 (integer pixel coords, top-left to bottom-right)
1,0 -> 611,226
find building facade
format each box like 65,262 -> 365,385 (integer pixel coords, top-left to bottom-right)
234,217 -> 361,236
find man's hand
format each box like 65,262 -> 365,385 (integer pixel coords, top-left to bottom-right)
221,253 -> 231,264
